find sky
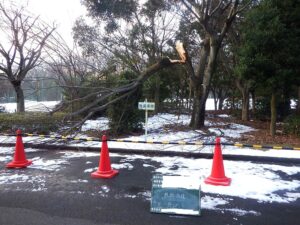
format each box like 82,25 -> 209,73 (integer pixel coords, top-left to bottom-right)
15,0 -> 88,45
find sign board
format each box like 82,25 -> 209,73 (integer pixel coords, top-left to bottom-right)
138,102 -> 155,111
151,175 -> 201,216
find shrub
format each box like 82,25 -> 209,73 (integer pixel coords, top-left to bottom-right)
0,112 -> 65,134
283,114 -> 300,137
253,97 -> 270,120
107,71 -> 143,135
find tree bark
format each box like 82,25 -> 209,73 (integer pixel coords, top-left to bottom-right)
217,88 -> 226,110
241,91 -> 249,121
190,85 -> 202,129
270,92 -> 277,137
12,82 -> 25,113
218,92 -> 225,110
154,76 -> 160,114
193,39 -> 219,128
212,89 -> 218,110
188,78 -> 193,113
236,79 -> 250,121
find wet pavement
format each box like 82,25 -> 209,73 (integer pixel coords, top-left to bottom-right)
0,148 -> 299,225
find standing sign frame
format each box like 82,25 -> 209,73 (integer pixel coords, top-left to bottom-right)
138,99 -> 155,137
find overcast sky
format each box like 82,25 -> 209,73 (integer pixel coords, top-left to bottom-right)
17,0 -> 88,45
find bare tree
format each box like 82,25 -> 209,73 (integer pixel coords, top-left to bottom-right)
44,34 -> 106,116
0,2 -> 55,112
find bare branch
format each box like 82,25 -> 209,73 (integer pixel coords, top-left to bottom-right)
209,0 -> 224,17
180,0 -> 201,22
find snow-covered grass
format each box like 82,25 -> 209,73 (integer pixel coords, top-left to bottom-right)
0,100 -> 59,113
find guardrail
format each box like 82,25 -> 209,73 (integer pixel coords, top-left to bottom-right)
0,132 -> 300,151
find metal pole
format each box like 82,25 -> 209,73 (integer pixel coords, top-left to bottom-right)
145,98 -> 148,138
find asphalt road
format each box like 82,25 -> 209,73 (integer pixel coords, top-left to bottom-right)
0,148 -> 299,225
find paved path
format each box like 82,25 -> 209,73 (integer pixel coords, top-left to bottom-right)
0,148 -> 299,225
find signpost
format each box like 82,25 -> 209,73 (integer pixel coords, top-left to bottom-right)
138,99 -> 155,137
151,175 -> 201,216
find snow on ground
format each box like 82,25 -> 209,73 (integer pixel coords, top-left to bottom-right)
0,100 -> 300,214
0,110 -> 299,158
209,124 -> 255,138
0,100 -> 59,113
29,157 -> 70,171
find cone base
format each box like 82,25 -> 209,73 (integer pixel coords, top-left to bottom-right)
204,176 -> 231,186
6,160 -> 32,169
91,169 -> 119,179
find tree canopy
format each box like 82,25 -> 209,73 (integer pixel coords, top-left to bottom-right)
235,0 -> 300,135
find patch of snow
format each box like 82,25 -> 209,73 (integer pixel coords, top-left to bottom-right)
0,174 -> 29,184
61,152 -> 99,158
118,154 -> 300,204
29,157 -> 69,171
100,185 -> 110,193
225,208 -> 260,216
123,194 -> 137,199
209,123 -> 255,138
201,196 -> 229,209
70,179 -> 88,183
0,101 -> 59,113
111,163 -> 133,170
139,191 -> 151,200
218,114 -> 230,118
84,167 -> 97,173
0,155 -> 12,162
284,192 -> 300,201
290,99 -> 297,109
81,117 -> 109,132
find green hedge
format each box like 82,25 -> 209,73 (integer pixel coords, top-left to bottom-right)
0,112 -> 65,134
283,115 -> 300,137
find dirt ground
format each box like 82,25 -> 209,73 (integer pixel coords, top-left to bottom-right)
207,111 -> 300,147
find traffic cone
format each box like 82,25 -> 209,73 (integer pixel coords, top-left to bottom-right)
91,135 -> 119,179
204,137 -> 231,186
6,129 -> 32,169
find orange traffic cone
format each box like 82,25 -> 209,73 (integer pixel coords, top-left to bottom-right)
6,129 -> 32,169
204,137 -> 231,186
91,135 -> 119,179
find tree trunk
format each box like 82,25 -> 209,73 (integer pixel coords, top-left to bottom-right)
154,76 -> 160,114
212,89 -> 218,110
190,85 -> 201,128
188,78 -> 193,113
13,82 -> 25,113
218,90 -> 225,110
241,90 -> 249,121
231,95 -> 235,110
193,39 -> 219,128
270,92 -> 277,137
236,79 -> 250,121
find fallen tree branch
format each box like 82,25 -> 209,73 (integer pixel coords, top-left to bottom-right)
52,42 -> 188,133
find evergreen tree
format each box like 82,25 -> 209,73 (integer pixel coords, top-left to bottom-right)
236,0 -> 300,136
